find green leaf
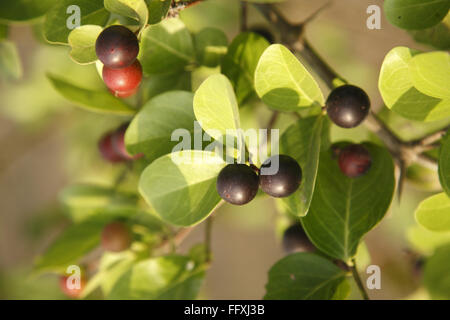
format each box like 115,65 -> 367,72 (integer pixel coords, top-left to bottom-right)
47,73 -> 135,115
379,46 -> 450,122
139,150 -> 225,226
424,244 -> 450,299
0,41 -> 22,79
221,32 -> 269,105
409,51 -> 450,100
280,115 -> 330,217
141,71 -> 192,102
44,0 -> 109,45
264,252 -> 348,300
331,278 -> 351,300
0,0 -> 57,22
255,44 -> 324,111
301,143 -> 395,261
34,216 -> 109,273
415,193 -> 450,232
140,18 -> 195,74
60,184 -> 139,222
384,0 -> 450,30
194,27 -> 228,68
439,131 -> 450,195
82,251 -> 137,298
193,74 -> 241,146
145,0 -> 171,24
409,14 -> 450,50
0,24 -> 8,39
125,91 -> 197,162
68,25 -> 103,64
104,0 -> 148,34
407,225 -> 450,254
108,255 -> 206,299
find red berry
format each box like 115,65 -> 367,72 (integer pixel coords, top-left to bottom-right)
98,132 -> 124,163
112,125 -> 143,161
338,144 -> 372,178
95,25 -> 139,69
98,124 -> 143,163
101,221 -> 132,252
59,275 -> 86,299
109,87 -> 139,98
103,59 -> 142,95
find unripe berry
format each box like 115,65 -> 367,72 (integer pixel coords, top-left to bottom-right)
103,59 -> 142,96
95,25 -> 139,69
101,221 -> 132,252
216,164 -> 259,205
338,144 -> 372,178
282,224 -> 316,254
259,155 -> 302,198
59,275 -> 86,299
326,85 -> 370,128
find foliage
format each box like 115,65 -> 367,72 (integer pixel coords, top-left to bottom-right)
1,0 -> 448,300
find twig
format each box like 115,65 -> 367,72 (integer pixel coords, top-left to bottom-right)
205,216 -> 213,263
351,258 -> 370,300
252,2 -> 445,173
241,1 -> 248,32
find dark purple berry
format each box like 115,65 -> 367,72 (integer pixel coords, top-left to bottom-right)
103,59 -> 142,95
326,84 -> 370,128
96,25 -> 139,69
282,224 -> 315,254
259,155 -> 302,198
216,164 -> 259,205
338,144 -> 372,178
101,221 -> 132,252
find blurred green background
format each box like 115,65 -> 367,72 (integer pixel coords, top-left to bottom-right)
0,0 -> 445,299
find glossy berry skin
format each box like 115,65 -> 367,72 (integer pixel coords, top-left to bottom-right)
259,155 -> 302,198
338,144 -> 372,178
103,59 -> 142,95
216,164 -> 259,205
59,275 -> 86,299
282,224 -> 316,254
101,221 -> 132,252
95,25 -> 139,69
326,84 -> 370,128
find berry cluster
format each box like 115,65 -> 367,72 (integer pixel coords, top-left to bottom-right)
216,154 -> 302,205
95,25 -> 143,98
98,124 -> 143,163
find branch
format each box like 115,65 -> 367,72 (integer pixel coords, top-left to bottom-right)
252,3 -> 444,173
351,258 -> 370,300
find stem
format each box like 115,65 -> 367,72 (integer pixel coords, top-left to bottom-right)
351,258 -> 370,300
205,216 -> 213,263
241,1 -> 248,32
